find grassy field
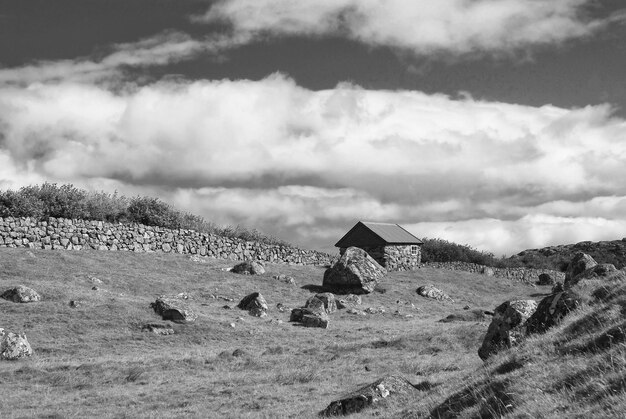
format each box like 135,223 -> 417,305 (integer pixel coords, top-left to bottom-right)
1,247 -> 624,418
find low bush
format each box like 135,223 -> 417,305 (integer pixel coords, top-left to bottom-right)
0,183 -> 290,246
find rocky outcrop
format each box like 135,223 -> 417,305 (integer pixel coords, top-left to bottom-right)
231,260 -> 265,275
0,331 -> 33,360
150,295 -> 197,323
564,252 -> 598,286
237,292 -> 268,317
416,284 -> 453,302
478,300 -> 538,360
1,285 -> 41,303
322,247 -> 386,294
320,375 -> 417,416
305,293 -> 337,314
525,290 -> 581,335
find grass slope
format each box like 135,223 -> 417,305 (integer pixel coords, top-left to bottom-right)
1,248 -> 623,418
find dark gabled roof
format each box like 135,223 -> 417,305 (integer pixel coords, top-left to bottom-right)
334,221 -> 423,248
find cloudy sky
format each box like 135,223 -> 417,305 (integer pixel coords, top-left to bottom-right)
1,0 -> 626,256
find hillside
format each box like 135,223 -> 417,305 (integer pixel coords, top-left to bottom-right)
1,247 -> 625,418
510,238 -> 626,270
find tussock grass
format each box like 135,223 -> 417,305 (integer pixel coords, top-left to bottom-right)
2,247 -> 623,418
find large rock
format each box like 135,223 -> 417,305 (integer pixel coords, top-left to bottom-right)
320,375 -> 417,417
305,293 -> 337,314
150,295 -> 197,323
231,261 -> 265,275
290,307 -> 329,328
564,252 -> 597,286
525,290 -> 581,335
478,300 -> 538,361
322,247 -> 385,294
566,263 -> 622,289
1,331 -> 33,360
237,292 -> 268,317
416,284 -> 453,302
537,273 -> 555,286
1,285 -> 41,303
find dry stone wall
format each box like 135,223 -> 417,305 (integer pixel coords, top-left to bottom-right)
423,261 -> 565,283
0,217 -> 332,266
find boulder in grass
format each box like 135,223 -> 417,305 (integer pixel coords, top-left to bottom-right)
290,307 -> 321,322
302,313 -> 330,329
478,299 -> 538,361
305,293 -> 337,314
237,292 -> 268,317
142,323 -> 175,336
322,247 -> 385,294
1,285 -> 41,303
1,332 -> 33,360
564,252 -> 597,286
416,284 -> 453,302
537,273 -> 555,286
525,290 -> 582,335
150,295 -> 197,323
231,261 -> 265,275
320,375 -> 417,417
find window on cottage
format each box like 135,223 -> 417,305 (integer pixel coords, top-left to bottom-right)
411,245 -> 418,256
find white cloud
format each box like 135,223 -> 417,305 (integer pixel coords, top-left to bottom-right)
2,74 -> 626,253
198,0 -> 623,55
0,32 -> 206,85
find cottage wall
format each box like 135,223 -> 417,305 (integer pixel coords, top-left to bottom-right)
339,244 -> 421,271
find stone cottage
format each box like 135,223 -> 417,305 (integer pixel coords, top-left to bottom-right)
334,221 -> 423,271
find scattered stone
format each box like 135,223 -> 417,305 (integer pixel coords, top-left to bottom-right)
290,307 -> 330,328
416,285 -> 453,302
439,309 -> 488,323
232,348 -> 248,357
273,274 -> 296,285
276,303 -> 291,313
320,375 -> 417,417
229,323 -> 236,328
478,300 -> 538,361
150,295 -> 198,323
346,308 -> 366,316
237,292 -> 268,317
463,305 -> 471,310
525,290 -> 582,335
222,305 -> 232,310
567,263 -> 622,289
0,332 -> 33,360
188,255 -> 207,263
365,306 -> 385,314
142,323 -> 175,335
69,300 -> 80,308
1,285 -> 41,303
88,275 -> 102,284
564,252 -> 597,286
305,293 -> 337,314
322,247 -> 386,294
336,294 -> 362,309
302,313 -> 329,329
231,261 -> 266,275
92,286 -> 100,291
537,273 -> 555,286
